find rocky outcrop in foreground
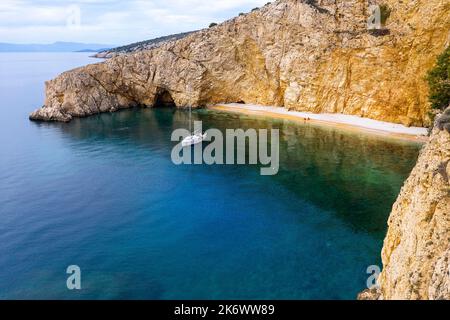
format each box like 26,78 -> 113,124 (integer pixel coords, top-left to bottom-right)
359,108 -> 450,300
30,0 -> 450,125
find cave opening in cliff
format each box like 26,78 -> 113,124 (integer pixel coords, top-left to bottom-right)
154,89 -> 176,108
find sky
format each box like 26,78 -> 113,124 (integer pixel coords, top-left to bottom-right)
0,0 -> 269,46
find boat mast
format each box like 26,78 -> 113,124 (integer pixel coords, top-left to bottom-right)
187,84 -> 193,134
189,104 -> 192,134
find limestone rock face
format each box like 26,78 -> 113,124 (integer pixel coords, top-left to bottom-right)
360,108 -> 450,300
30,0 -> 450,125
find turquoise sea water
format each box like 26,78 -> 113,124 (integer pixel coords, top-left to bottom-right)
0,53 -> 422,299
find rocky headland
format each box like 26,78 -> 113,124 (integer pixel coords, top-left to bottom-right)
93,31 -> 196,59
30,0 -> 449,127
359,108 -> 450,300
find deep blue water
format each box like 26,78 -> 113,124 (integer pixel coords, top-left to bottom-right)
0,53 -> 422,299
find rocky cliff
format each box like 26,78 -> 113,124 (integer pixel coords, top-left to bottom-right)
359,108 -> 450,300
30,0 -> 450,126
93,31 -> 196,59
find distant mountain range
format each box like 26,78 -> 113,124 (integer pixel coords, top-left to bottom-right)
0,41 -> 115,52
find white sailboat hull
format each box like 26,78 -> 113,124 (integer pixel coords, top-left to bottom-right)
182,133 -> 207,147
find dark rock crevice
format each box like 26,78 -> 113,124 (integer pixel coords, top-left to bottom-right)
153,89 -> 177,108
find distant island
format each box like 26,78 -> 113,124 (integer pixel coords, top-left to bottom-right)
0,41 -> 115,53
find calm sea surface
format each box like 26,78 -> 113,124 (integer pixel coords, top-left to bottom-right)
0,53 -> 422,299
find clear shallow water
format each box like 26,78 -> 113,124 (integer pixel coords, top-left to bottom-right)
0,53 -> 422,299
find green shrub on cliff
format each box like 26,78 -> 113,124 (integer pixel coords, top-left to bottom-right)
427,46 -> 450,111
380,4 -> 391,26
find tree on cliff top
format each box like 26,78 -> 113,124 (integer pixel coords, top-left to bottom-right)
427,46 -> 450,111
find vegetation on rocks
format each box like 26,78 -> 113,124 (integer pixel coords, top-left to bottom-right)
427,46 -> 450,111
95,31 -> 196,57
380,4 -> 392,26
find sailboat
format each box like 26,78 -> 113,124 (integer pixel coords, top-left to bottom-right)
181,104 -> 207,147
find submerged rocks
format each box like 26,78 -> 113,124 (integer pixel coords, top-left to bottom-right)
30,0 -> 450,126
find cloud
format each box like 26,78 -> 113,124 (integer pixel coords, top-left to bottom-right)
0,0 -> 269,44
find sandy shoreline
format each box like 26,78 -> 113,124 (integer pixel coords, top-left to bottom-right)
209,104 -> 429,143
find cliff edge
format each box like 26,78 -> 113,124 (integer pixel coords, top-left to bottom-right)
359,108 -> 450,300
30,0 -> 450,126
